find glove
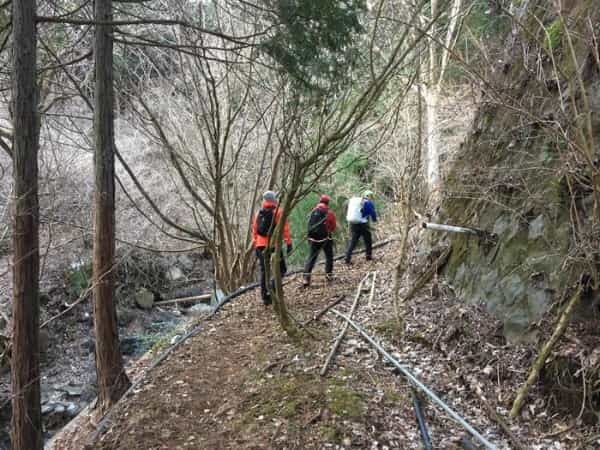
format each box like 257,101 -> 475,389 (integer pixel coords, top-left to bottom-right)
287,243 -> 293,255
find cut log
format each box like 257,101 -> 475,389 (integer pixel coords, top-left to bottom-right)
154,293 -> 211,306
134,288 -> 155,310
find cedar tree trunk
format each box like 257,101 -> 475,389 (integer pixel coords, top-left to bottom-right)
93,0 -> 130,412
11,0 -> 42,447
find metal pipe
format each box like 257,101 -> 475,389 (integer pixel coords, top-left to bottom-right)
331,309 -> 499,450
422,222 -> 498,243
422,222 -> 479,235
412,389 -> 433,450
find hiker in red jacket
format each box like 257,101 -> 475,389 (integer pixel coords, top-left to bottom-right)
252,191 -> 292,305
303,194 -> 337,287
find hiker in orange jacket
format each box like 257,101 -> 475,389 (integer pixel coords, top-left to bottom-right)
303,194 -> 337,287
252,191 -> 292,305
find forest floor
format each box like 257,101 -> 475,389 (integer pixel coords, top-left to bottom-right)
49,240 -> 599,450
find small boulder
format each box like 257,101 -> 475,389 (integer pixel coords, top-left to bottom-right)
135,288 -> 155,310
186,303 -> 214,316
43,403 -> 69,429
117,308 -> 136,326
177,255 -> 194,271
120,336 -> 143,356
166,266 -> 185,282
66,402 -> 80,418
62,383 -> 84,398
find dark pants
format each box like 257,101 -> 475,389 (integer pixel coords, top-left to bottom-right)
256,247 -> 287,303
345,222 -> 372,262
304,239 -> 334,278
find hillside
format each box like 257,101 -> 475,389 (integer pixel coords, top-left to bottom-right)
47,242 -> 594,449
441,0 -> 600,343
1,0 -> 600,449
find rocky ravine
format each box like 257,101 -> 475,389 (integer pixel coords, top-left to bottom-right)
0,250 -> 213,450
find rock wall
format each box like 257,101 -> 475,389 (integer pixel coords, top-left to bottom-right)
440,0 -> 600,342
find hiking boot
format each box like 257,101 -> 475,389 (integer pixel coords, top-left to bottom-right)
344,259 -> 353,266
325,273 -> 334,283
262,295 -> 272,306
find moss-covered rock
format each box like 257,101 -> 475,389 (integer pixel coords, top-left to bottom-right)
440,1 -> 600,342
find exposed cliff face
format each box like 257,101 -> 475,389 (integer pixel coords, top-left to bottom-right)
441,0 -> 600,342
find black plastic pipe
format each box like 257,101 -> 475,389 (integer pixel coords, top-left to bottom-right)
461,436 -> 481,450
412,389 -> 434,450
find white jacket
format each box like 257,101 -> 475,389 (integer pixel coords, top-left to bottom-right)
346,197 -> 366,224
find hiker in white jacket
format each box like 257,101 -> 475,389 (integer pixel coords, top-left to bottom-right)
344,190 -> 377,264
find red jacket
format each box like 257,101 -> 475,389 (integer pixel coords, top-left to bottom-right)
315,202 -> 337,234
252,200 -> 292,248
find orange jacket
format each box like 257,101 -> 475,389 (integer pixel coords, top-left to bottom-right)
252,200 -> 292,248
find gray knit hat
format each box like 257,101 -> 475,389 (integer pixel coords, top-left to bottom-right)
262,190 -> 277,201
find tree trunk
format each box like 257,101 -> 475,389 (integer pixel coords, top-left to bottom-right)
271,244 -> 295,334
93,0 -> 130,412
424,87 -> 441,202
423,0 -> 463,205
11,0 -> 42,447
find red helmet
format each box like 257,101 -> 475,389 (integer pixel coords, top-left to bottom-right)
319,194 -> 331,204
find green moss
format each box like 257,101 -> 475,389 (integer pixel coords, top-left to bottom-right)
383,387 -> 406,405
328,385 -> 364,419
281,399 -> 300,418
373,319 -> 401,338
239,374 -> 325,425
544,18 -> 563,53
148,335 -> 170,354
321,425 -> 343,443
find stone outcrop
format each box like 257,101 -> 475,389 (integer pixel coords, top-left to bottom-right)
440,0 -> 600,341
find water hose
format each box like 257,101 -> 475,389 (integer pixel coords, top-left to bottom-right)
331,309 -> 498,450
412,388 -> 433,450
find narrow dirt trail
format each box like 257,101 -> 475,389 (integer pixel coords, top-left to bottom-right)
86,256 -> 429,449
50,241 -> 586,449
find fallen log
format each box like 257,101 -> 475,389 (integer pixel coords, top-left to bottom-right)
320,273 -> 372,376
403,246 -> 451,302
302,295 -> 346,327
368,271 -> 377,310
509,287 -> 583,418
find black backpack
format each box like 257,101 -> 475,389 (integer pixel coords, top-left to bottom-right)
307,208 -> 328,240
256,207 -> 276,237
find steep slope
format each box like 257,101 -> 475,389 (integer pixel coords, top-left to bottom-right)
441,0 -> 600,341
